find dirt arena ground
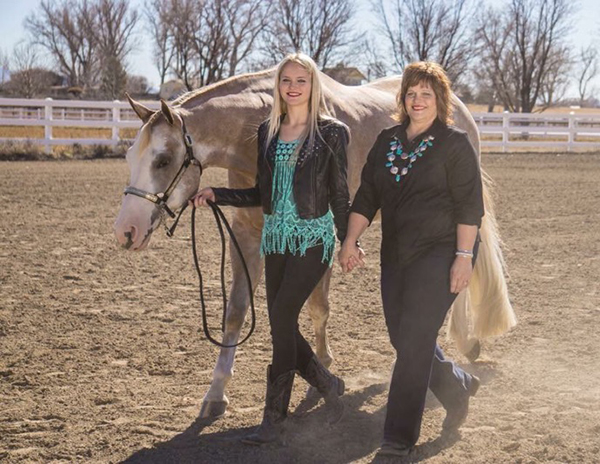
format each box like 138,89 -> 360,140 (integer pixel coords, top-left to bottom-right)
1,154 -> 599,463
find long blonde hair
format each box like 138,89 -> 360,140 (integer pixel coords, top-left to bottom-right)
266,53 -> 332,150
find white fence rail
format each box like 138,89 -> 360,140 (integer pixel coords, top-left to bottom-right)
1,97 -> 600,153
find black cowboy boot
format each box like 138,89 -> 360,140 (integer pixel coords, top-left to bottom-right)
242,366 -> 295,445
442,374 -> 481,431
300,356 -> 345,424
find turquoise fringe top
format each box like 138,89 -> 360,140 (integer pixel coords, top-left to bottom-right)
260,139 -> 336,265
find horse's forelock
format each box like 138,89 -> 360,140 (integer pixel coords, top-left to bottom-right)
132,124 -> 152,160
134,114 -> 172,160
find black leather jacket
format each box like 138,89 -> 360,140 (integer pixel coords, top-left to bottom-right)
213,118 -> 350,242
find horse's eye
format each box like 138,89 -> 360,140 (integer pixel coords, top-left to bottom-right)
154,157 -> 170,169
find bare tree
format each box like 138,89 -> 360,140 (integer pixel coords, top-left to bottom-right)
576,45 -> 599,106
168,0 -> 199,90
192,0 -> 272,85
263,0 -> 356,68
145,0 -> 175,85
93,0 -> 140,99
148,0 -> 271,90
474,0 -> 574,113
356,36 -> 388,81
0,49 -> 9,91
538,46 -> 571,109
94,0 -> 139,63
7,43 -> 56,98
473,7 -> 515,111
374,0 -> 476,84
25,0 -> 98,90
223,0 -> 272,76
192,0 -> 231,86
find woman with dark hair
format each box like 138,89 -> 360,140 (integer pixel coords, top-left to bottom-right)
339,61 -> 484,456
192,52 -> 349,445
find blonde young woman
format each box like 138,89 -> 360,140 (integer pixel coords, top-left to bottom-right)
340,62 -> 484,456
191,53 -> 350,445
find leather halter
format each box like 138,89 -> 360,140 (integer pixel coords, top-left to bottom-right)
123,118 -> 202,236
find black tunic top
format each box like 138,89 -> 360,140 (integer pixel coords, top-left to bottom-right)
350,118 -> 484,266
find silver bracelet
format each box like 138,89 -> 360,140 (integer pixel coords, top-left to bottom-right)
455,250 -> 474,258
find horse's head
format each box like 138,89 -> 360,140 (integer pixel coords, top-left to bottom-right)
114,96 -> 202,251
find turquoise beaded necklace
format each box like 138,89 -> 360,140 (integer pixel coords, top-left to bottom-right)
385,135 -> 435,182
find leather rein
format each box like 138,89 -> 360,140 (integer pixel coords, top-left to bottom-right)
123,118 -> 256,348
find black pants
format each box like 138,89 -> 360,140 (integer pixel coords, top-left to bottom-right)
381,242 -> 478,447
264,245 -> 329,380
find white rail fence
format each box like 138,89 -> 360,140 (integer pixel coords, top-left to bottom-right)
1,97 -> 600,153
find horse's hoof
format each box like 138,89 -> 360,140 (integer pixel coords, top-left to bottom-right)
199,399 -> 228,419
465,340 -> 481,363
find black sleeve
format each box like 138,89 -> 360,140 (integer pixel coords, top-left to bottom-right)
211,122 -> 267,208
446,131 -> 484,226
326,124 -> 351,243
349,131 -> 384,224
212,184 -> 260,207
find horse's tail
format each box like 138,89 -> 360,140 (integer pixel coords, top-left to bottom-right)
449,170 -> 517,348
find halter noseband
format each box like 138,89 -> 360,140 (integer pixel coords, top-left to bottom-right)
123,117 -> 202,236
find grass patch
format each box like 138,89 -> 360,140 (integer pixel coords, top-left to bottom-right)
0,125 -> 136,160
0,140 -> 130,161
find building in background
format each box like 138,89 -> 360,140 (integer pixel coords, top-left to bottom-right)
323,63 -> 366,86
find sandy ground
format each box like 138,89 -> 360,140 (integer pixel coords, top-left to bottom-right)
1,154 -> 599,463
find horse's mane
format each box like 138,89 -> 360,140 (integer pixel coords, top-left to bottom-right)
174,68 -> 276,108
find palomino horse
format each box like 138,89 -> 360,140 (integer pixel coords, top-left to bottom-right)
114,68 -> 516,418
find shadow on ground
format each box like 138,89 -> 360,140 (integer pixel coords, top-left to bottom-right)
123,383 -> 387,464
122,360 -> 499,463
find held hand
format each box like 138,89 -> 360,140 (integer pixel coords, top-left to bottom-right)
189,187 -> 216,208
450,255 -> 473,294
338,241 -> 366,273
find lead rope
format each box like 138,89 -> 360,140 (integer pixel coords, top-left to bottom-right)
190,199 -> 256,348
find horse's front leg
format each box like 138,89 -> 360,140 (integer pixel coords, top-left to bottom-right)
200,217 -> 263,418
306,268 -> 334,369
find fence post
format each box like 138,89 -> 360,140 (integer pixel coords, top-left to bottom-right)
112,101 -> 120,144
44,98 -> 53,154
502,111 -> 509,153
568,112 -> 575,153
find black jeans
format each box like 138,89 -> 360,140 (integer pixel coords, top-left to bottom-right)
264,245 -> 329,380
381,242 -> 479,447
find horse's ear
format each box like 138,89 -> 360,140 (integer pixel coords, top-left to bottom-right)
160,99 -> 175,126
126,93 -> 154,123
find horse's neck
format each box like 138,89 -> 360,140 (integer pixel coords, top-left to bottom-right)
182,74 -> 274,179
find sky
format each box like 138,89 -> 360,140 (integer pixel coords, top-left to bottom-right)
0,0 -> 599,97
